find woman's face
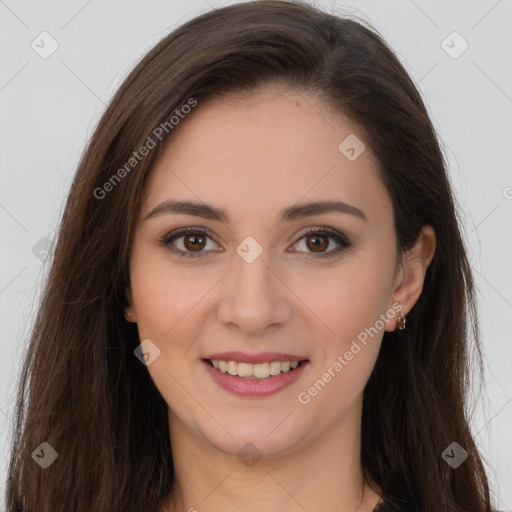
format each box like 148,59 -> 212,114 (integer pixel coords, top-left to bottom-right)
126,86 -> 405,458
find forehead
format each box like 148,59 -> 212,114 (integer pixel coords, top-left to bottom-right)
142,87 -> 391,224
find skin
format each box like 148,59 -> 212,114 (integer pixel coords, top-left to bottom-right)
124,85 -> 436,512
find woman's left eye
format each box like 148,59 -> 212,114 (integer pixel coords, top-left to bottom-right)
291,227 -> 350,259
159,227 -> 350,259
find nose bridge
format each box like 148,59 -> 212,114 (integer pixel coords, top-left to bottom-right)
217,237 -> 291,335
234,246 -> 274,296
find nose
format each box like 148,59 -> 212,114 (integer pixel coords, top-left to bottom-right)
216,247 -> 293,338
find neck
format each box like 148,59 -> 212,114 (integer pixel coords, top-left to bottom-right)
161,399 -> 382,512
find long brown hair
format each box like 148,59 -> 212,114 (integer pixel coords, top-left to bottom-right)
5,1 -> 494,511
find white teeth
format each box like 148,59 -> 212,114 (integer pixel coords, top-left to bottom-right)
209,359 -> 302,379
269,361 -> 282,375
237,362 -> 253,377
253,362 -> 270,379
227,361 -> 238,376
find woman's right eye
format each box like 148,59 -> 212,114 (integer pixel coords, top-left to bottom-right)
160,228 -> 220,258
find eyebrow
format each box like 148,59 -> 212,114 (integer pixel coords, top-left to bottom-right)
144,199 -> 367,223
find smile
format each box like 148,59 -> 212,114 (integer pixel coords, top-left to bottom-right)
202,358 -> 310,397
207,359 -> 302,379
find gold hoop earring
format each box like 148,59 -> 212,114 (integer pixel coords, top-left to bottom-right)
397,312 -> 407,330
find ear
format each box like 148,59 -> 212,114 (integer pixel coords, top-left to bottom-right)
385,225 -> 436,331
124,286 -> 138,323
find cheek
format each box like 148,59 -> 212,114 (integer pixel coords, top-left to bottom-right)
129,253 -> 215,416
129,248 -> 212,345
290,249 -> 395,409
293,272 -> 388,417
294,250 -> 395,348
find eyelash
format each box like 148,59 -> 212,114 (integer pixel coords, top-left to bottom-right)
159,226 -> 350,260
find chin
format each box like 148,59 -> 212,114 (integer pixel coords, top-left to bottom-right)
194,414 -> 306,460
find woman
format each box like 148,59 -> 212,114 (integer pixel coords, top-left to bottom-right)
5,1 -> 495,511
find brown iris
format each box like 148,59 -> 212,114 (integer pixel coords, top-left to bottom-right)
306,233 -> 328,252
183,233 -> 207,251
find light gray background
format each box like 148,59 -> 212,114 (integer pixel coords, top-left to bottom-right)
1,0 -> 511,509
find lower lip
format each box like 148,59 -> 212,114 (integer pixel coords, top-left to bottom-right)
202,360 -> 309,397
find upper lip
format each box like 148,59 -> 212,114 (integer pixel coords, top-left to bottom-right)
203,351 -> 308,364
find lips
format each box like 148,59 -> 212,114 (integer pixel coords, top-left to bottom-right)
201,351 -> 310,397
